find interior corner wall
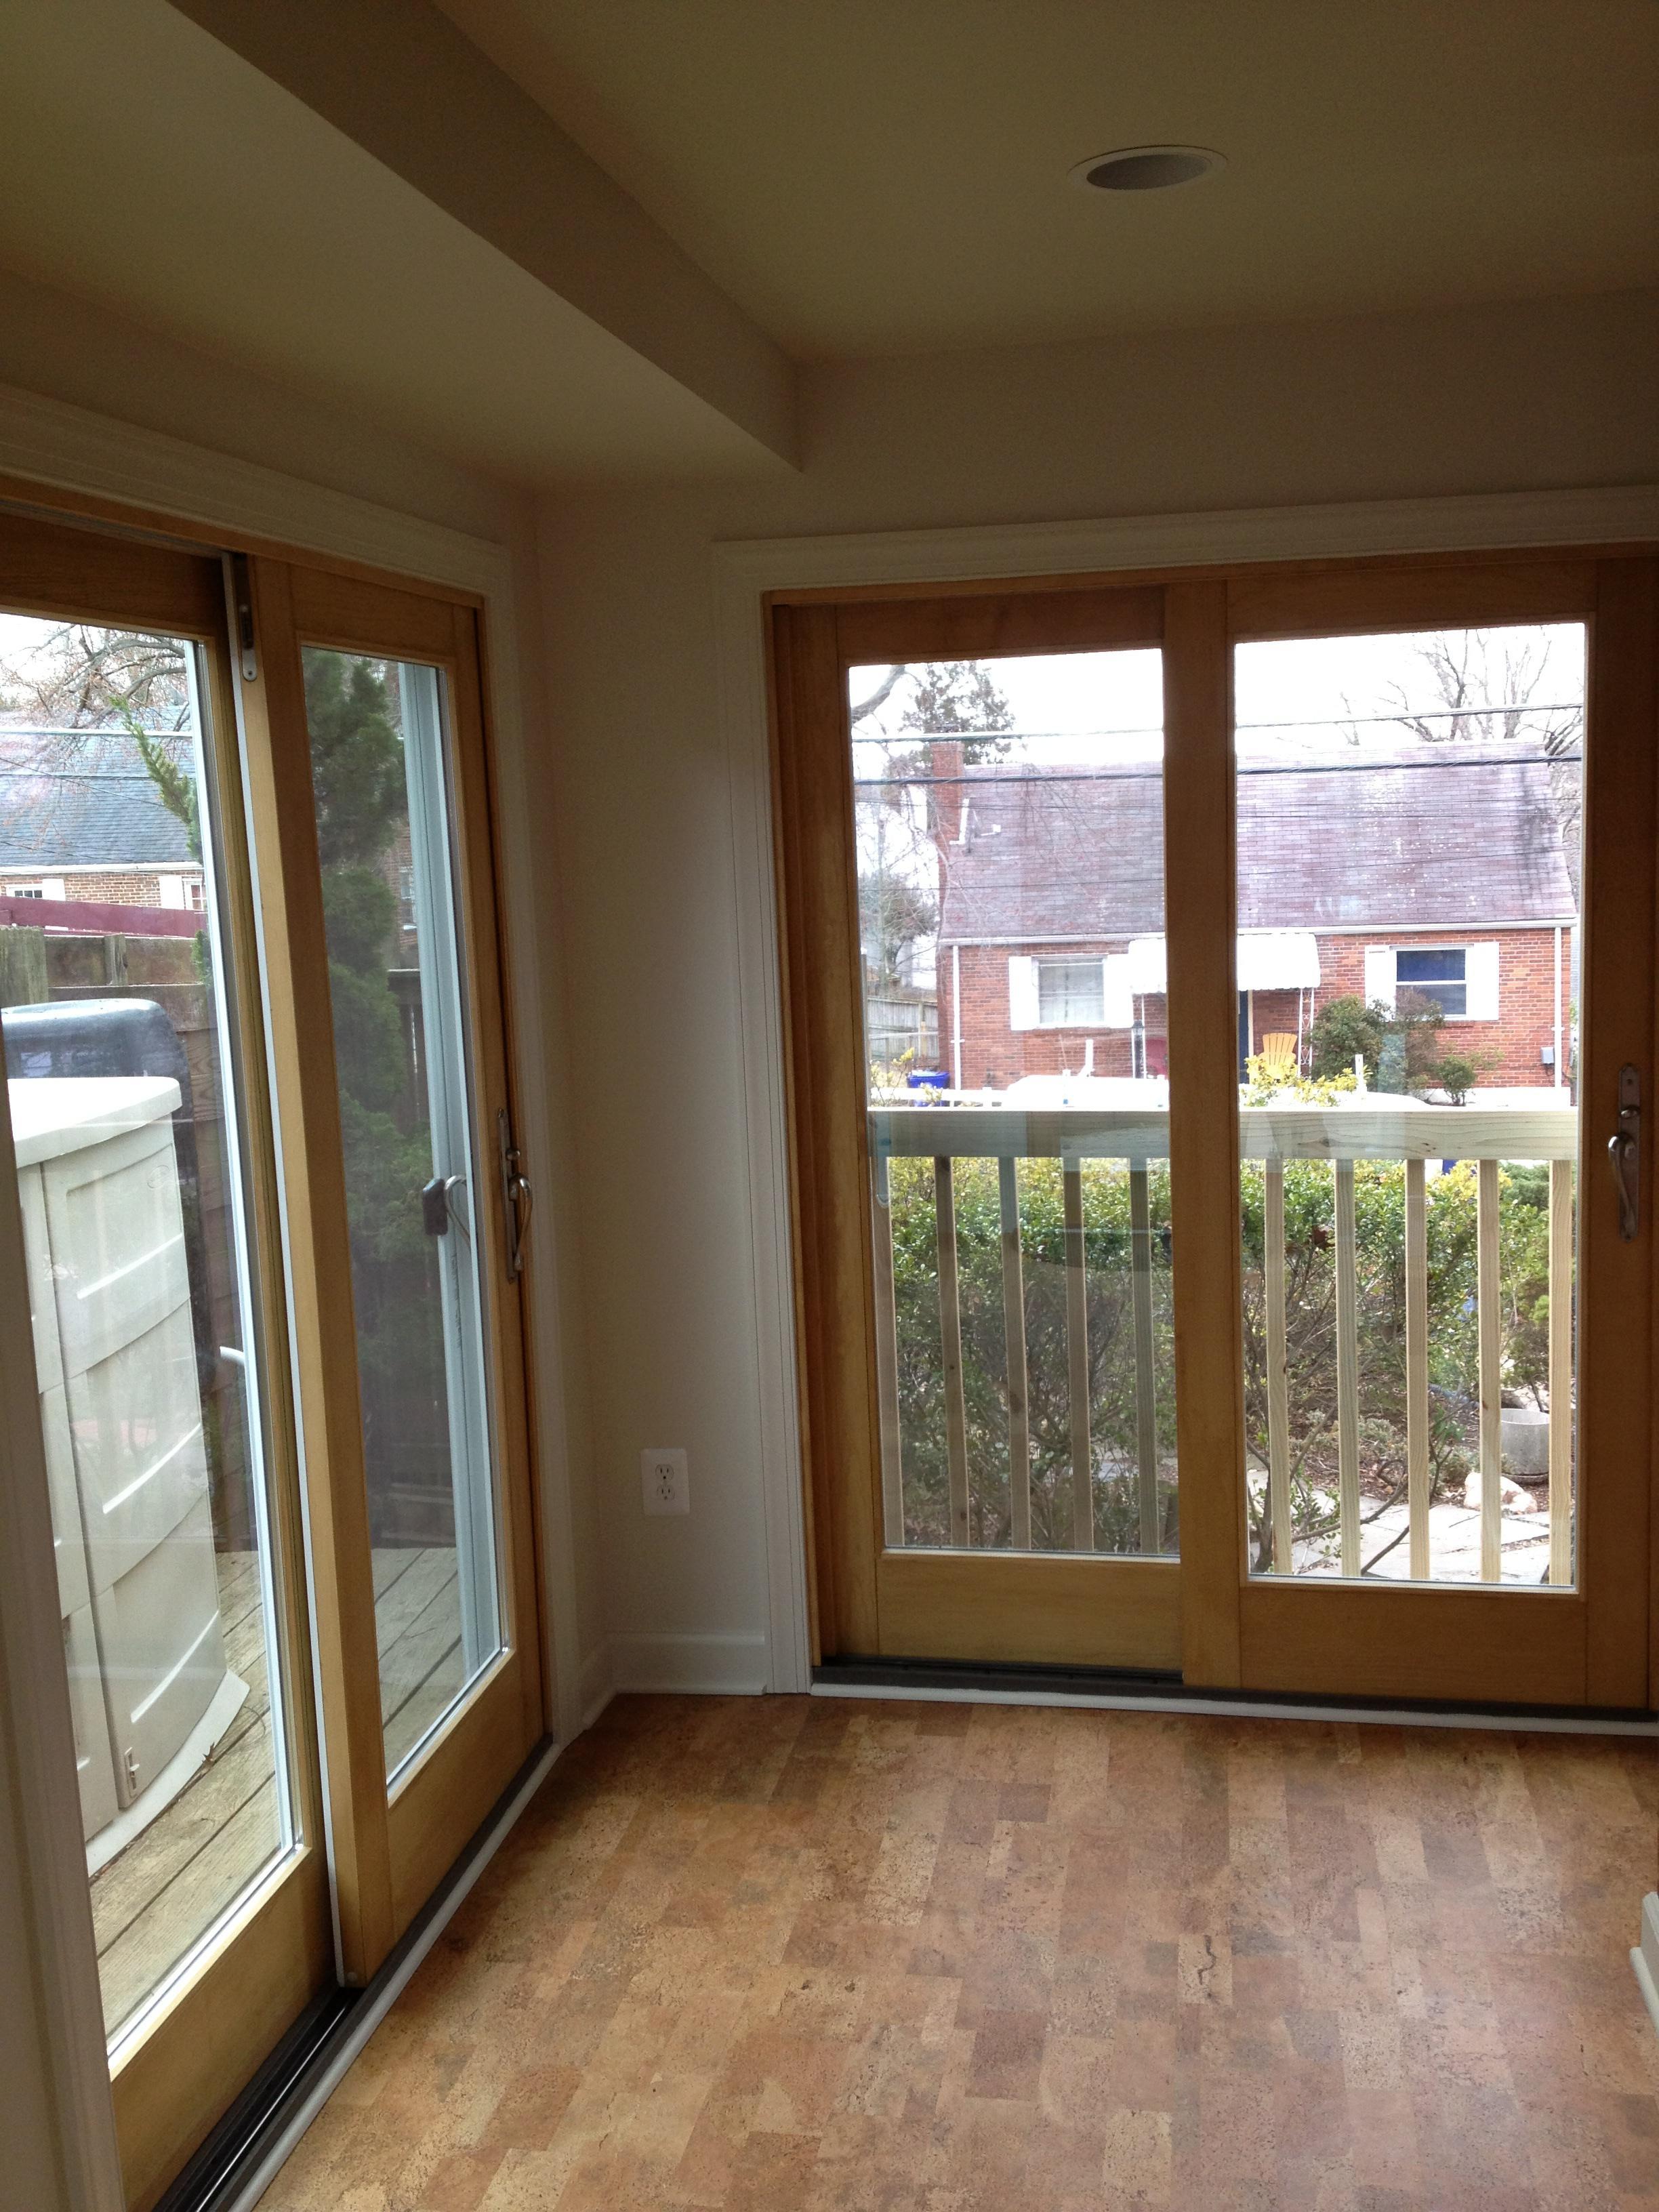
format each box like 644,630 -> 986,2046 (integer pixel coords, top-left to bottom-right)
535,286 -> 1659,1687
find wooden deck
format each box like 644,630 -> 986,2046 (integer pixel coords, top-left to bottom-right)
88,1544 -> 463,2033
373,1544 -> 466,1776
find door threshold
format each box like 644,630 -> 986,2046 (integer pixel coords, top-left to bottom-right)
158,1736 -> 558,2212
813,1658 -> 1659,1734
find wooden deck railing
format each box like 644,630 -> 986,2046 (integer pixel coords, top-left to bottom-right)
869,1102 -> 1577,1583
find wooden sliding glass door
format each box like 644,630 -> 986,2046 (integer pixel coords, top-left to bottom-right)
773,551 -> 1659,1709
0,510 -> 332,2209
242,560 -> 544,1953
0,507 -> 544,2208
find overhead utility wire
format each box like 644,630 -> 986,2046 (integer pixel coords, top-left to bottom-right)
855,752 -> 1583,789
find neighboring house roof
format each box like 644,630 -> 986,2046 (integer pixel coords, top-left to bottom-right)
937,745 -> 1577,943
0,730 -> 196,870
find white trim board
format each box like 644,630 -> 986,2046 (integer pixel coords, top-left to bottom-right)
715,482 -> 1659,1698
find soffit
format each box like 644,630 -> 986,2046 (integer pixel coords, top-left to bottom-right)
435,0 -> 1659,358
0,0 -> 786,484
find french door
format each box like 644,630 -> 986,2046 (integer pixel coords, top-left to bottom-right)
774,552 -> 1659,1709
0,508 -> 543,2208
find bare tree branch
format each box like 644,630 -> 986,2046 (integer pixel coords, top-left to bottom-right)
850,665 -> 905,725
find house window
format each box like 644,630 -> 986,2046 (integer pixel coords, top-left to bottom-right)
1364,941 -> 1500,1021
14,883 -> 44,899
187,877 -> 207,912
1038,958 -> 1105,1025
1395,947 -> 1467,1018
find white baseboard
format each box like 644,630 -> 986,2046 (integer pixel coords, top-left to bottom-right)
607,1631 -> 769,1696
577,1641 -> 615,1732
1634,1893 -> 1659,2041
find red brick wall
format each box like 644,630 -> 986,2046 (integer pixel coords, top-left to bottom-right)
942,937 -> 1153,1089
0,867 -> 201,908
939,926 -> 1570,1091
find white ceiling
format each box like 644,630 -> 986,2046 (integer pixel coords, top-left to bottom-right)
437,0 -> 1659,357
0,0 -> 785,483
0,0 -> 1650,487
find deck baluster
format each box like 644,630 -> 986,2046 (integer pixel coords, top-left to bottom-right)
1129,1164 -> 1161,1555
1405,1158 -> 1431,1580
1264,1162 -> 1292,1573
1063,1162 -> 1094,1551
1548,1158 -> 1574,1585
999,1155 -> 1032,1550
1477,1158 -> 1503,1581
935,1155 -> 971,1547
1334,1160 -> 1361,1576
870,1153 -> 905,1549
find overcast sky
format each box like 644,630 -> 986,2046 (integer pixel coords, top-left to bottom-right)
851,623 -> 1585,769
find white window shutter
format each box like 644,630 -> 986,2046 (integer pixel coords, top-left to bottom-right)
1465,941 -> 1500,1021
42,877 -> 65,901
1008,956 -> 1040,1030
157,874 -> 186,909
1363,946 -> 1396,1012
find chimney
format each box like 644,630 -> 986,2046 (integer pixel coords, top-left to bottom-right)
930,740 -> 965,847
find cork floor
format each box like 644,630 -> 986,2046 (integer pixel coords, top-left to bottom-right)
260,1694 -> 1659,2212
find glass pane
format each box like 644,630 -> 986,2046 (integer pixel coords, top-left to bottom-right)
0,613 -> 292,2042
301,651 -> 499,1780
1234,624 -> 1584,1585
853,649 -> 1178,1555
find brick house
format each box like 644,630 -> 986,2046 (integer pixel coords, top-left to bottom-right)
928,739 -> 1576,1093
0,730 -> 205,912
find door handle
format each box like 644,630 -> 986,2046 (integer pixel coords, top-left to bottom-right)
422,1173 -> 462,1237
497,1109 -> 533,1279
1607,1064 -> 1640,1242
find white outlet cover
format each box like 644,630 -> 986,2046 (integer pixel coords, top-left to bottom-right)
641,1447 -> 689,1515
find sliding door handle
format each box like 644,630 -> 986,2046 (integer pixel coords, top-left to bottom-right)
1608,1065 -> 1640,1241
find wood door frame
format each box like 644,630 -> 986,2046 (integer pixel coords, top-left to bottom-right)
772,543 -> 1659,1710
247,558 -> 546,1961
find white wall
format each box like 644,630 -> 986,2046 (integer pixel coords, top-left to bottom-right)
537,286 -> 1659,1689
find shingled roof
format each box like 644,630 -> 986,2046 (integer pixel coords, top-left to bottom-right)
0,731 -> 196,870
937,744 -> 1577,943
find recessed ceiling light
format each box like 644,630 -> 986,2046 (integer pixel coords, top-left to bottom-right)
1070,146 -> 1225,193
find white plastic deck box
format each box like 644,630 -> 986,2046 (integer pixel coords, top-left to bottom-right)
10,1074 -> 244,1858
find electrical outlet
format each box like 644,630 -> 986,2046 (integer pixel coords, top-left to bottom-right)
641,1447 -> 689,1515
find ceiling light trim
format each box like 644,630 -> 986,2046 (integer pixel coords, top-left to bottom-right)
1070,146 -> 1226,194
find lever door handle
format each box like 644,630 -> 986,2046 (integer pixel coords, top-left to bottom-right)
1608,1065 -> 1640,1242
